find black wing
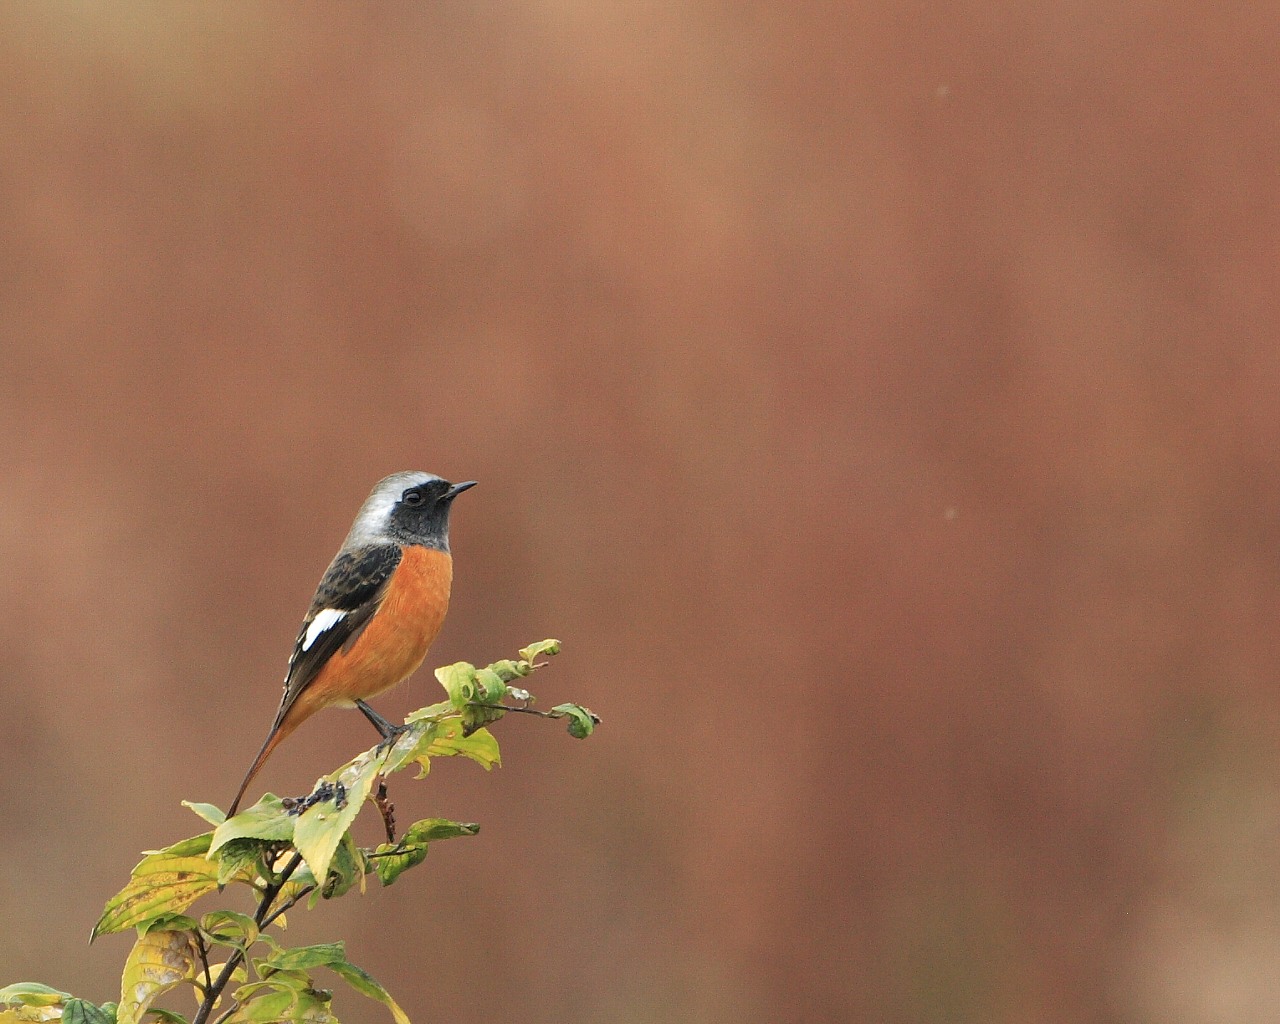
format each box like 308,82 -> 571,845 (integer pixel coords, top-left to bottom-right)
271,544 -> 403,728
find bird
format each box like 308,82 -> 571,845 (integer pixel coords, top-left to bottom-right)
227,471 -> 476,817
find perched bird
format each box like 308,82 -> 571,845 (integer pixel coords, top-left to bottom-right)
227,471 -> 476,817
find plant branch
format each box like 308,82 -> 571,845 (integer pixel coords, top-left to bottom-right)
190,852 -> 304,1024
260,882 -> 315,931
469,700 -> 600,724
193,931 -> 213,996
467,701 -> 546,719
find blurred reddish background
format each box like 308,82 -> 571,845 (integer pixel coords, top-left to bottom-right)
2,5 -> 1278,1023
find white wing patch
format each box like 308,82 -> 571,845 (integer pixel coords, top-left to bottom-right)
302,608 -> 348,651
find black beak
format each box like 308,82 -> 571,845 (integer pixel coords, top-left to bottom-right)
443,480 -> 477,501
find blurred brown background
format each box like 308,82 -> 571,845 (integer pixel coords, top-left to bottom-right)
1,4 -> 1278,1023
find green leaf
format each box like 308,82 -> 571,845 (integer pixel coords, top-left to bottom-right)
372,818 -> 480,887
258,946 -> 405,1024
61,1000 -> 114,1024
144,835 -> 214,857
235,978 -> 300,999
293,748 -> 385,885
403,700 -> 454,724
384,712 -> 503,776
137,914 -> 199,937
0,1009 -> 62,1023
142,1010 -> 188,1024
91,836 -> 220,940
472,668 -> 507,702
262,943 -> 347,973
199,910 -> 259,949
209,795 -> 294,856
0,993 -> 119,1024
211,839 -> 270,888
551,703 -> 598,739
0,986 -> 71,1009
0,986 -> 72,1023
486,659 -> 531,681
310,834 -> 365,904
180,802 -> 225,827
116,930 -> 197,1024
434,662 -> 477,709
369,843 -> 425,888
518,639 -> 561,662
407,818 -> 480,844
461,702 -> 507,734
424,723 -> 500,771
379,721 -> 436,775
264,875 -> 312,927
273,866 -> 317,908
0,1007 -> 62,1023
225,981 -> 333,1024
325,961 -> 408,1024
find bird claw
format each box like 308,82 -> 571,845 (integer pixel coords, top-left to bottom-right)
374,723 -> 413,753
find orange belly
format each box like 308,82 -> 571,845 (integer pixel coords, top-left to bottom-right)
286,546 -> 453,725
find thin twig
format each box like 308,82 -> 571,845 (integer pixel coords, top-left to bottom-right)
190,853 -> 304,1024
467,701 -> 600,724
260,883 -> 315,930
193,931 -> 213,995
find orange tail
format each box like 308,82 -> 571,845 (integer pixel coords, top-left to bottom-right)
227,710 -> 303,818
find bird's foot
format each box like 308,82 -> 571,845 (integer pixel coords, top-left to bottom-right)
374,721 -> 413,753
357,698 -> 412,749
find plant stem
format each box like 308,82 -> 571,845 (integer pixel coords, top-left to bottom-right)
190,853 -> 305,1024
468,700 -> 599,724
193,932 -> 213,996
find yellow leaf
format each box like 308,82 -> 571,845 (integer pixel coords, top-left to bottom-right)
91,836 -> 220,939
292,747 -> 386,885
0,1008 -> 62,1022
426,724 -> 500,771
116,930 -> 197,1024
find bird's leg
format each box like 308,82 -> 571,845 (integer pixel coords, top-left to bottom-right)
355,705 -> 402,842
356,699 -> 411,744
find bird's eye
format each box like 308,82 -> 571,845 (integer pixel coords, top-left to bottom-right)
403,490 -> 425,507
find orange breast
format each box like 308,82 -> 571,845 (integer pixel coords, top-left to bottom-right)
292,546 -> 453,718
